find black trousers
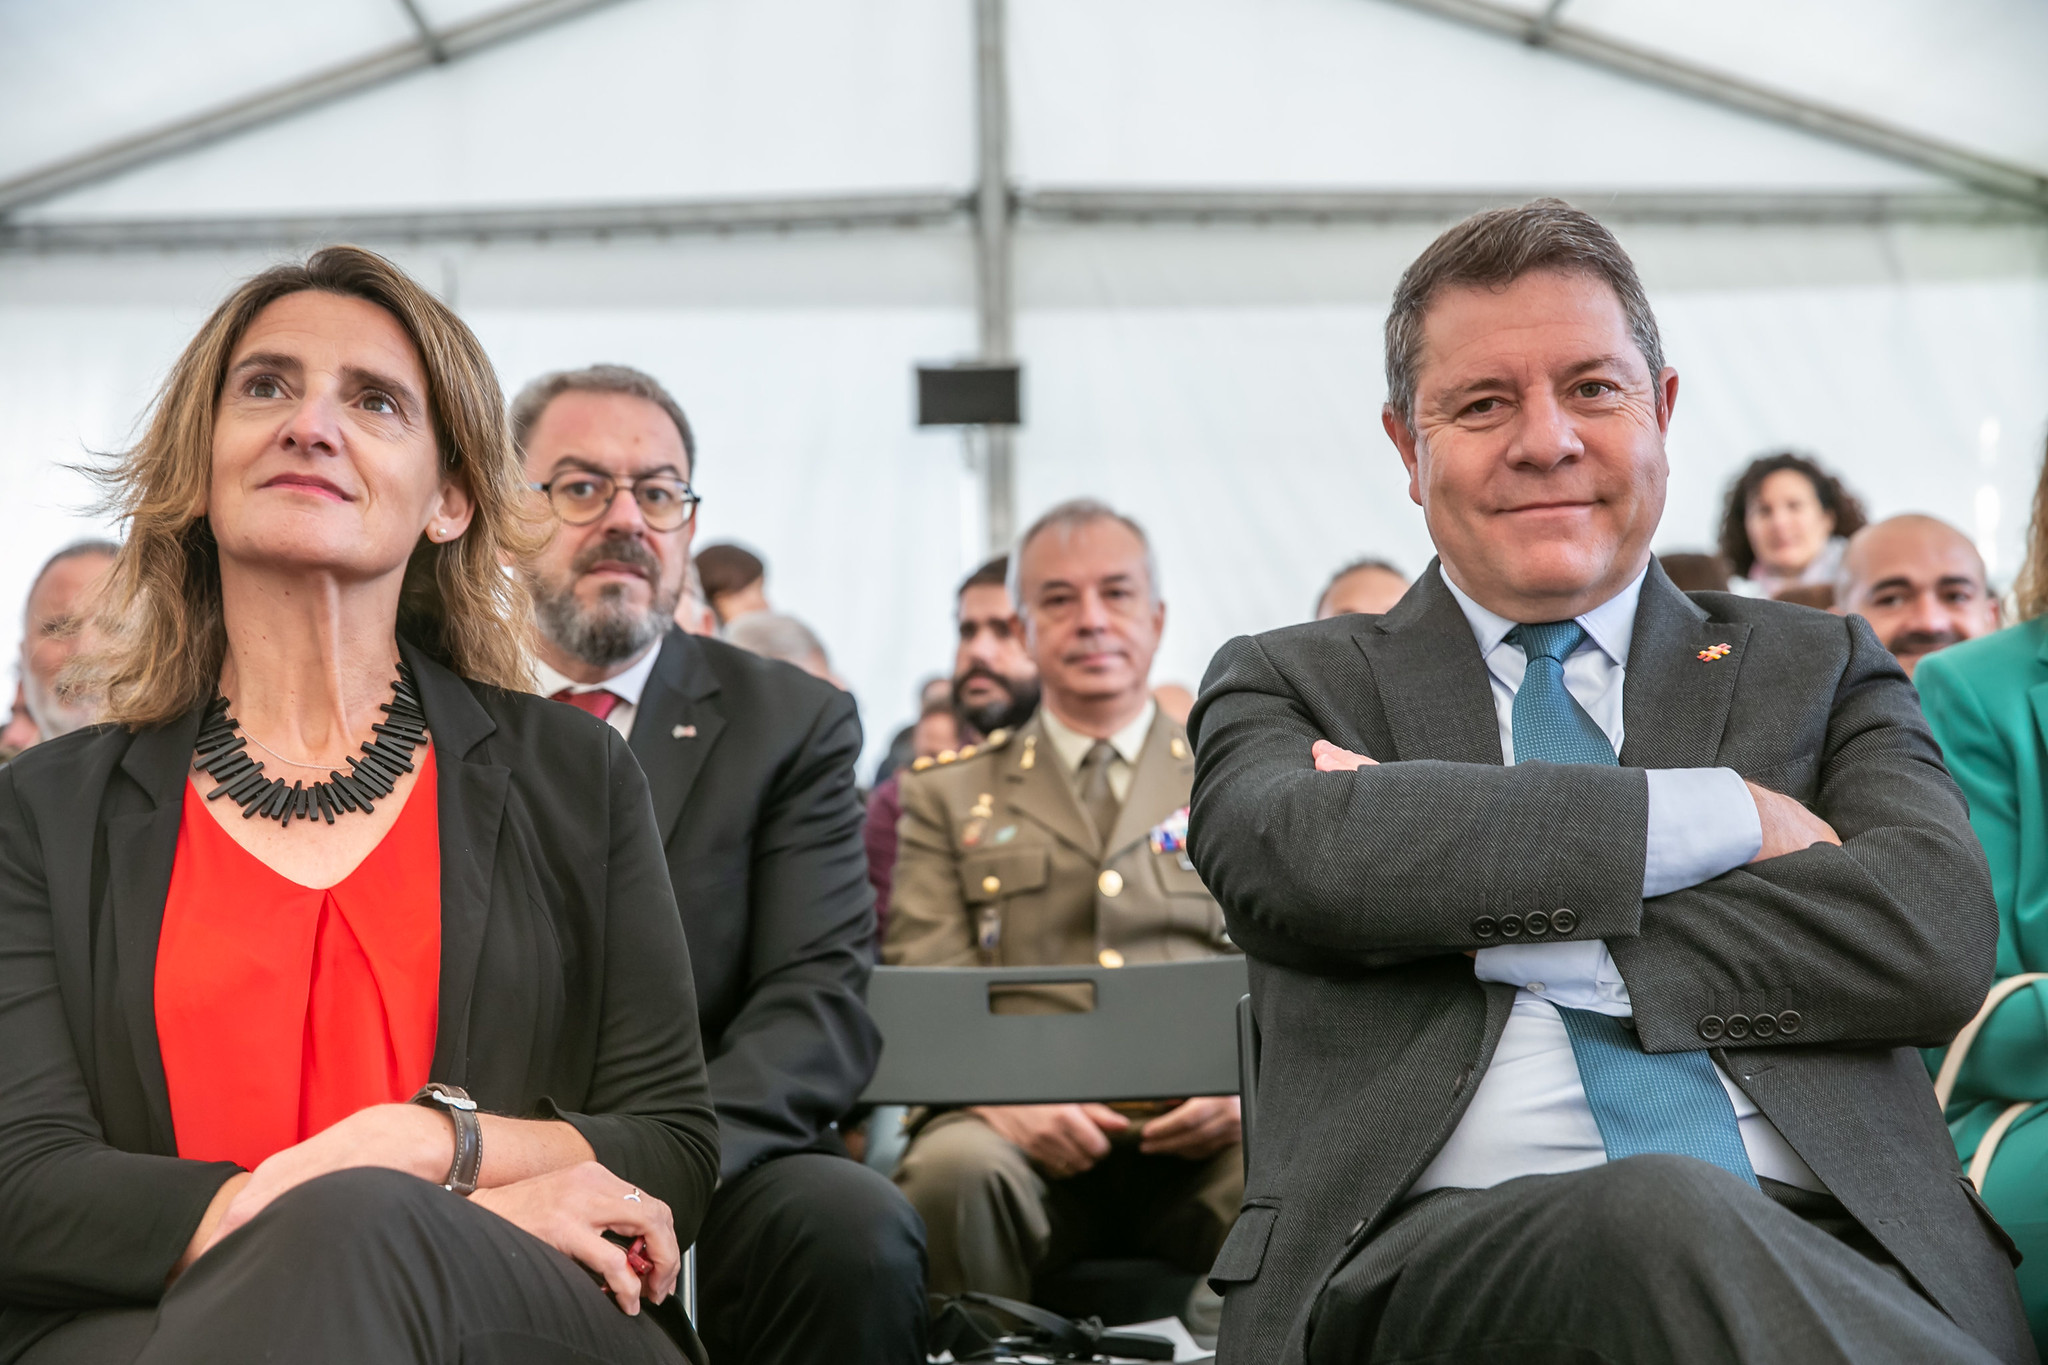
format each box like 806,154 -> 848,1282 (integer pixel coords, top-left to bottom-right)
694,1151 -> 928,1365
21,1167 -> 694,1365
1306,1155 -> 2001,1365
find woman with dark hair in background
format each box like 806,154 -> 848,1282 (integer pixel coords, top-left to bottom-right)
1918,426 -> 2048,1354
0,246 -> 718,1365
1717,451 -> 1868,598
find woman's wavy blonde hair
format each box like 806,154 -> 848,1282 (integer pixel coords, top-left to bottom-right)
2014,429 -> 2048,622
85,245 -> 543,728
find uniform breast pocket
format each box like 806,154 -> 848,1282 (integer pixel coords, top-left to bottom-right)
1152,850 -> 1210,898
958,849 -> 1052,959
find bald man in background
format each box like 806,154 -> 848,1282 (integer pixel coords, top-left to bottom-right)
1315,558 -> 1409,620
1836,515 -> 2000,680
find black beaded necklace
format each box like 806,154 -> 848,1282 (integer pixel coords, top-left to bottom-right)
192,663 -> 429,825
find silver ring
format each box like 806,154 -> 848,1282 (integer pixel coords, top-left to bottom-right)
623,1188 -> 643,1203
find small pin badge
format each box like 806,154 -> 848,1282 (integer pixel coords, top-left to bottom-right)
1697,643 -> 1732,663
1170,737 -> 1189,760
673,724 -> 698,738
1019,735 -> 1037,771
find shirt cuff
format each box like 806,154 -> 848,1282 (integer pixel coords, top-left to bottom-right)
1642,767 -> 1763,898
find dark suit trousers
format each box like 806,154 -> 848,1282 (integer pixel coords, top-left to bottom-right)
694,1152 -> 928,1365
1309,1156 -> 2002,1365
19,1168 -> 692,1365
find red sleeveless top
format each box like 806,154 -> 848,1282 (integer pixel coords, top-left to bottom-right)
155,749 -> 442,1170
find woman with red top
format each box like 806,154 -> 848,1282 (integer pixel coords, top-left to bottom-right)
0,247 -> 719,1365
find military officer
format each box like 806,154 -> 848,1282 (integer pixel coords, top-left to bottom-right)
886,498 -> 1242,1304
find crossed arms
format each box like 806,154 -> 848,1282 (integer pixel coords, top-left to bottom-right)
1186,617 -> 1998,1053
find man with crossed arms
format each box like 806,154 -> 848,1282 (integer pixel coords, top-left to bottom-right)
1188,200 -> 2028,1364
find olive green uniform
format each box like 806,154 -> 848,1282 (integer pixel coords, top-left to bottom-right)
884,708 -> 1242,1299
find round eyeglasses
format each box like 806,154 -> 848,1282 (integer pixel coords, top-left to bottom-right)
529,471 -> 701,531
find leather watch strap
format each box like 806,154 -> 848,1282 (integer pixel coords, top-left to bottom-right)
410,1083 -> 483,1195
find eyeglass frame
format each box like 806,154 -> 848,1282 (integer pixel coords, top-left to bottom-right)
527,469 -> 703,530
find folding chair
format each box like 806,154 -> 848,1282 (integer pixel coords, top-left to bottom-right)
860,957 -> 1249,1326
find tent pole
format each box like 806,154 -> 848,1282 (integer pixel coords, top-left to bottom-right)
973,0 -> 1017,559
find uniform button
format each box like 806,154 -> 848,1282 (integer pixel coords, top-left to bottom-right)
1472,916 -> 1498,939
1498,914 -> 1523,938
1524,911 -> 1550,936
1776,1010 -> 1801,1036
1551,908 -> 1577,934
1750,1012 -> 1777,1039
982,875 -> 1001,895
1698,1014 -> 1726,1042
1098,869 -> 1124,898
1098,948 -> 1125,969
1527,982 -> 1546,994
1725,1014 -> 1751,1040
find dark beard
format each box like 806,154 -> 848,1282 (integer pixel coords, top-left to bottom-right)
954,672 -> 1040,739
533,536 -> 681,667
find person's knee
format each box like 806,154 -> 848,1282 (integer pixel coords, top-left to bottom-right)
243,1167 -> 451,1253
896,1119 -> 1025,1213
751,1157 -> 926,1279
1569,1156 -> 1754,1262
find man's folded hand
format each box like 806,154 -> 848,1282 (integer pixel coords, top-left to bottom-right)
1312,739 -> 1379,771
1746,781 -> 1841,861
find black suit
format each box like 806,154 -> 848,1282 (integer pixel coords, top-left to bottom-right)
624,628 -> 924,1365
0,641 -> 720,1365
1189,564 -> 2031,1364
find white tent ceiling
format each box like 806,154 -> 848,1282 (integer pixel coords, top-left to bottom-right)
1,0 -> 2043,767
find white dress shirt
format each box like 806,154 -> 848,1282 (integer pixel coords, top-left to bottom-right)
1410,565 -> 1823,1193
533,643 -> 661,741
1038,700 -> 1157,805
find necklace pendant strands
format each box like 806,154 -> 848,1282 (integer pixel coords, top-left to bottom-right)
191,662 -> 430,826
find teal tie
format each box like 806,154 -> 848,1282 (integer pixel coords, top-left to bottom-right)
1508,621 -> 1758,1188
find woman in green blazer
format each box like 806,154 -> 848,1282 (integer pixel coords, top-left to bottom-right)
1920,570 -> 2048,1354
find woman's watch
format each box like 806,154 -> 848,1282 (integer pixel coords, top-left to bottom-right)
410,1083 -> 483,1195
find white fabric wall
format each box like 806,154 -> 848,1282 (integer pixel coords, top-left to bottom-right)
2,0 -> 2043,767
5,220 -> 2043,768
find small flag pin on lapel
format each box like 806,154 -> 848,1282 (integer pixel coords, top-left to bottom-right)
1697,643 -> 1732,662
673,724 -> 698,739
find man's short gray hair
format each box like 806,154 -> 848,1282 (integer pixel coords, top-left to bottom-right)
25,539 -> 120,624
1384,198 -> 1664,430
509,364 -> 697,468
725,612 -> 830,671
1007,498 -> 1162,610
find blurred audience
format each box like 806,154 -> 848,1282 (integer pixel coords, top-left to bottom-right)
1657,551 -> 1732,594
1152,682 -> 1195,725
0,680 -> 37,760
724,611 -> 843,688
865,556 -> 1039,928
1718,451 -> 1867,598
673,559 -> 719,636
514,363 -> 925,1365
1915,431 -> 2048,1344
696,542 -> 769,626
1834,514 -> 1998,680
1774,582 -> 1836,611
18,538 -> 118,744
873,676 -> 956,789
886,499 -> 1239,1311
1315,557 -> 1409,618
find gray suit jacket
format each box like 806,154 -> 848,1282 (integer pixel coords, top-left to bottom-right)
1187,561 -> 2027,1365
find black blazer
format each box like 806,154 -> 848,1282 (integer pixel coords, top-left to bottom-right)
0,641 -> 720,1364
1189,562 -> 2030,1365
626,628 -> 879,1181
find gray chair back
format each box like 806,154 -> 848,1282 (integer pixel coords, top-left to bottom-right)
859,957 -> 1249,1106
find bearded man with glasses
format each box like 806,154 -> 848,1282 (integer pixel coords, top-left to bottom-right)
513,366 -> 927,1365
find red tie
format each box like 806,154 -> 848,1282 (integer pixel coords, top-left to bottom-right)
549,687 -> 622,722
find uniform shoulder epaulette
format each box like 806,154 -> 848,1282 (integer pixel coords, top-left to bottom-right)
910,728 -> 1014,774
